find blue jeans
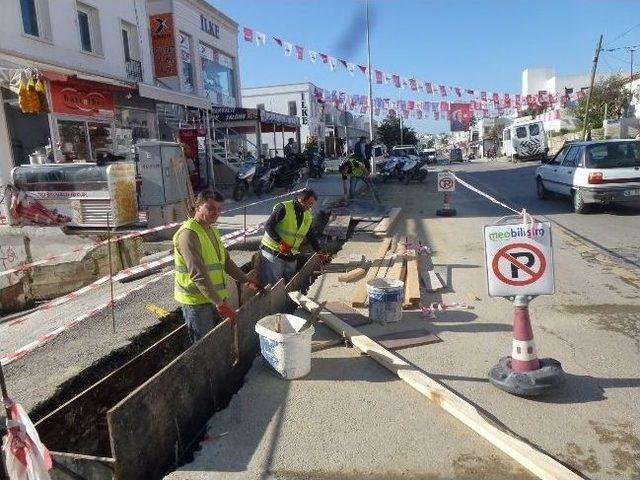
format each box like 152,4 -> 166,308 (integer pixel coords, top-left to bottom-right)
181,303 -> 220,344
259,248 -> 298,287
350,177 -> 364,198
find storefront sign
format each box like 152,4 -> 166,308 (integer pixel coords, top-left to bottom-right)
150,13 -> 177,78
300,92 -> 308,125
211,107 -> 258,122
200,14 -> 220,39
50,82 -> 114,118
259,110 -> 300,128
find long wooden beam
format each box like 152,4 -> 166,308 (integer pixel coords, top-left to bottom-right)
290,292 -> 583,480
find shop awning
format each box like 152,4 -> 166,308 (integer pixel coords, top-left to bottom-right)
212,107 -> 299,133
138,83 -> 210,110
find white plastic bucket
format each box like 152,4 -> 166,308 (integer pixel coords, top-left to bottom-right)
367,278 -> 404,324
255,314 -> 314,379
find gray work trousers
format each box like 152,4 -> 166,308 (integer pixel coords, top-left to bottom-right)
259,248 -> 297,288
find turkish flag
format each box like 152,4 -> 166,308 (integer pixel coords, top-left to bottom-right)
439,101 -> 449,111
407,100 -> 415,110
425,82 -> 433,94
294,45 -> 304,60
409,78 -> 417,91
358,65 -> 367,74
375,70 -> 383,84
243,27 -> 253,42
492,92 -> 499,103
392,74 -> 401,88
319,53 -> 328,63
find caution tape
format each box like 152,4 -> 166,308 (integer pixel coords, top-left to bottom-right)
0,186 -> 305,279
1,269 -> 174,366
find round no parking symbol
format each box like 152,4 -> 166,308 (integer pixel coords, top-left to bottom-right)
484,222 -> 555,297
437,172 -> 455,192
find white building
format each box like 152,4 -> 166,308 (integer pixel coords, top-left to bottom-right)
522,67 -> 607,96
241,82 -> 325,154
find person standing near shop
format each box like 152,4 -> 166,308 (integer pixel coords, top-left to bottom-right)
174,190 -> 260,343
259,188 -> 329,287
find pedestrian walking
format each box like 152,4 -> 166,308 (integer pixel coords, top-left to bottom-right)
258,188 -> 330,287
174,190 -> 261,343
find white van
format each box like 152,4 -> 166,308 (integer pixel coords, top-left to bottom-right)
502,120 -> 548,162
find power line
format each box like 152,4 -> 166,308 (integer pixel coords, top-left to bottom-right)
607,22 -> 640,46
603,51 -> 631,66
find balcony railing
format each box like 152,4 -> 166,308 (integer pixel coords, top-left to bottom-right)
125,59 -> 143,82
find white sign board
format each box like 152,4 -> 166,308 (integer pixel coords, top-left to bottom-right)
484,221 -> 554,297
437,171 -> 455,192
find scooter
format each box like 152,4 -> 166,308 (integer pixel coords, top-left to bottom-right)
232,159 -> 257,201
270,156 -> 303,189
399,156 -> 428,184
252,158 -> 276,196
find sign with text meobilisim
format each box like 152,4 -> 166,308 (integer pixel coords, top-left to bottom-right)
484,221 -> 554,297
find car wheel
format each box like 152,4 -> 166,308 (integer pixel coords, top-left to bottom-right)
572,189 -> 588,214
536,178 -> 549,200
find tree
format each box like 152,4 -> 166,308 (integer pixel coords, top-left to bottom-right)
519,105 -> 545,119
568,74 -> 630,131
376,116 -> 418,149
486,118 -> 509,140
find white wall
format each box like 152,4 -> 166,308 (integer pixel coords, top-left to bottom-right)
0,0 -> 154,84
523,67 -> 608,96
522,68 -> 554,96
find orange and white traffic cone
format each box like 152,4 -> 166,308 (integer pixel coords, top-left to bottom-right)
436,192 -> 457,217
488,295 -> 564,396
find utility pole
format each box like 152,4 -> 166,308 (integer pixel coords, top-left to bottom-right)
628,47 -> 635,116
365,0 -> 375,173
398,90 -> 404,145
582,34 -> 603,140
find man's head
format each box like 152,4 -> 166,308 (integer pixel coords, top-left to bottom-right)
296,188 -> 317,211
193,190 -> 224,225
288,138 -> 294,145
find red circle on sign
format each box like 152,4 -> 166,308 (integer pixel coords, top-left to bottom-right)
491,242 -> 546,287
439,178 -> 453,189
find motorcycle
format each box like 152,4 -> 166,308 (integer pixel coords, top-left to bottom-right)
232,159 -> 257,201
270,156 -> 303,189
399,156 -> 428,184
380,155 -> 404,182
252,158 -> 276,196
307,151 -> 325,178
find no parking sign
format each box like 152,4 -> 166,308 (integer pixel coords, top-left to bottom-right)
437,171 -> 455,192
484,221 -> 554,297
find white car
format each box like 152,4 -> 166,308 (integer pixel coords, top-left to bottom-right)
535,140 -> 640,213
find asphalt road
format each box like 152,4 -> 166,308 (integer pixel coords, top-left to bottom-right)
441,159 -> 640,268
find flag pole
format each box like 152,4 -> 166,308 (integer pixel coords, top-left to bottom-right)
365,0 -> 375,174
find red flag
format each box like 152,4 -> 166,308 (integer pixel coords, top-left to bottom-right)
482,109 -> 489,118
339,59 -> 348,68
274,37 -> 283,47
425,82 -> 433,94
454,87 -> 462,97
387,109 -> 396,118
439,85 -> 447,97
407,100 -> 415,110
358,65 -> 367,74
480,91 -> 487,101
504,94 -> 511,108
375,70 -> 383,84
294,45 -> 304,60
409,78 -> 417,91
319,53 -> 328,63
392,74 -> 401,88
492,92 -> 499,104
515,94 -> 521,104
243,27 -> 253,43
439,101 -> 449,111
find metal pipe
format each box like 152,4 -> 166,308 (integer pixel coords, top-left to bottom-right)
365,0 -> 375,174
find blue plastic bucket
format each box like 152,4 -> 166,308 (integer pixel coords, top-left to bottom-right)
367,278 -> 404,324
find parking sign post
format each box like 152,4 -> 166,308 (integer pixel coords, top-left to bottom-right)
436,171 -> 457,217
484,217 -> 564,396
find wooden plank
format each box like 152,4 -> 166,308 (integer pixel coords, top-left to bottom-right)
372,329 -> 441,350
291,293 -> 583,480
323,214 -> 351,240
373,208 -> 402,237
338,267 -> 367,283
325,301 -> 370,327
50,451 -> 115,480
403,254 -> 421,309
433,265 -> 449,289
350,238 -> 391,307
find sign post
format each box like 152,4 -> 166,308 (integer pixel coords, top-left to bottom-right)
484,217 -> 564,396
436,171 -> 456,217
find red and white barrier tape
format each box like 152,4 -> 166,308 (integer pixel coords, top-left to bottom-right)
0,187 -> 305,278
1,222 -> 265,365
1,269 -> 174,366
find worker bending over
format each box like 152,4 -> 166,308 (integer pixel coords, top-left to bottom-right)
259,188 -> 329,287
174,190 -> 260,343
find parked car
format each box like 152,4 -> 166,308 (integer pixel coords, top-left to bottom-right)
391,145 -> 420,159
535,140 -> 640,213
421,148 -> 437,164
503,120 -> 549,162
449,148 -> 463,163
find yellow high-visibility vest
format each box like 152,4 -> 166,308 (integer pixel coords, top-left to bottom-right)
261,200 -> 312,255
173,218 -> 228,305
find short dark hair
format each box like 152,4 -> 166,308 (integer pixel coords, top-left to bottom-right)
298,188 -> 317,201
195,189 -> 224,206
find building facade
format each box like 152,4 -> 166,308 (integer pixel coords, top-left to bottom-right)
522,67 -> 607,97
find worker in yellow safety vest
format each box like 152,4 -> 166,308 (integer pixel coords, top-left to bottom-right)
259,188 -> 330,287
174,190 -> 260,343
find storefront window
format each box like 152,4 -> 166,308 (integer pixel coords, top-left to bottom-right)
179,32 -> 194,94
114,108 -> 156,154
57,120 -> 90,162
199,42 -> 236,107
88,122 -> 113,157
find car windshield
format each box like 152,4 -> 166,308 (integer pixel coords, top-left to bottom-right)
586,142 -> 640,168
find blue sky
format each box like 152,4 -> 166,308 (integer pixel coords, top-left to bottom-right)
213,0 -> 640,133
